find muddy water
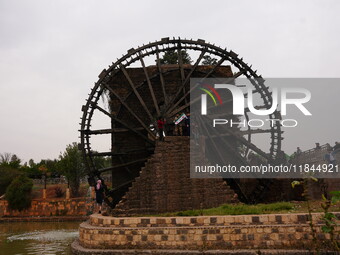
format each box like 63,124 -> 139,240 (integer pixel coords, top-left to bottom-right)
0,221 -> 80,255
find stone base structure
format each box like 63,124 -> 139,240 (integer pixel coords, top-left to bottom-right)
112,136 -> 237,216
72,213 -> 340,254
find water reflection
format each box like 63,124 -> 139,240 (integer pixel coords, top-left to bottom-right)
0,221 -> 80,255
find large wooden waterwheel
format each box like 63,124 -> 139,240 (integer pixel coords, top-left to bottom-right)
79,37 -> 283,208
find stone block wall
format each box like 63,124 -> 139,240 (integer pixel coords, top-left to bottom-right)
77,213 -> 340,250
0,198 -> 94,217
112,136 -> 237,216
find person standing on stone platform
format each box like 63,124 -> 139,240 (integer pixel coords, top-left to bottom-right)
95,179 -> 104,214
157,117 -> 166,141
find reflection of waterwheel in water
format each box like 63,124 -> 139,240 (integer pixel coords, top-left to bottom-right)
79,37 -> 283,208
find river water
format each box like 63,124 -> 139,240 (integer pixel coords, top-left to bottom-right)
0,221 -> 80,255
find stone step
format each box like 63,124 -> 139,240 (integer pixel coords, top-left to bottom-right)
71,240 -> 335,255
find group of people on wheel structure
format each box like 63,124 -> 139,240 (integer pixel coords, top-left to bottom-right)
157,113 -> 190,141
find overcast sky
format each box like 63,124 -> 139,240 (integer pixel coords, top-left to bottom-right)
1,0 -> 339,163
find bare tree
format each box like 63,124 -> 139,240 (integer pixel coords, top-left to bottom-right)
0,153 -> 21,168
0,152 -> 13,164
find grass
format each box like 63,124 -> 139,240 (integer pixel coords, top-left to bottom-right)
152,202 -> 294,217
149,200 -> 340,217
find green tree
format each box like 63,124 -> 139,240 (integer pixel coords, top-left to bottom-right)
21,159 -> 41,179
202,55 -> 218,65
0,165 -> 21,195
5,175 -> 33,211
58,143 -> 85,197
21,166 -> 41,179
159,49 -> 192,64
38,159 -> 60,178
92,154 -> 110,169
9,154 -> 21,168
28,159 -> 35,168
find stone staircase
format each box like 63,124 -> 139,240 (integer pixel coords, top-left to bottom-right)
112,136 -> 237,216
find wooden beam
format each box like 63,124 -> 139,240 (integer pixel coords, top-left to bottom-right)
166,55 -> 227,116
139,53 -> 160,116
83,127 -> 145,135
177,43 -> 186,105
120,64 -> 153,121
102,83 -> 155,139
91,103 -> 154,145
155,46 -> 168,105
166,49 -> 206,114
98,158 -> 148,173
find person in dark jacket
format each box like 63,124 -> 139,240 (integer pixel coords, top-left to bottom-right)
95,179 -> 104,214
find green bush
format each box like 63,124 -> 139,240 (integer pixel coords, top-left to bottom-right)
5,175 -> 33,211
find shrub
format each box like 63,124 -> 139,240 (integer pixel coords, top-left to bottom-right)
5,175 -> 33,211
55,186 -> 64,198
